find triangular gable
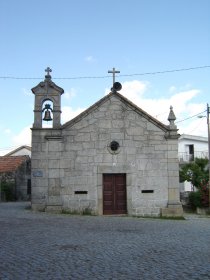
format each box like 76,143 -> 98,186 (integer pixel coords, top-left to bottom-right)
31,80 -> 64,95
4,145 -> 31,156
62,91 -> 169,132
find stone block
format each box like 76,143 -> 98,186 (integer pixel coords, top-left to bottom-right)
74,133 -> 91,142
98,119 -> 112,129
48,142 -> 62,152
91,132 -> 98,141
49,169 -> 60,179
161,206 -> 183,217
77,149 -> 96,156
126,147 -> 137,155
133,135 -> 146,141
32,178 -> 48,188
60,159 -> 74,169
147,123 -> 162,132
48,186 -> 60,196
82,142 -> 95,149
31,203 -> 45,212
32,159 -> 48,169
126,127 -> 143,136
110,132 -> 124,140
142,146 -> 154,153
48,178 -> 60,188
168,183 -> 179,196
32,143 -> 42,152
112,120 -> 125,128
45,205 -> 62,213
167,151 -> 178,159
98,133 -> 110,141
155,145 -> 167,151
47,195 -> 62,205
49,159 -> 60,169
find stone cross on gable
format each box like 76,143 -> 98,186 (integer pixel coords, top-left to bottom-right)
108,67 -> 120,84
45,67 -> 52,76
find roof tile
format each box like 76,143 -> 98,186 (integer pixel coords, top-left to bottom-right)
0,156 -> 29,173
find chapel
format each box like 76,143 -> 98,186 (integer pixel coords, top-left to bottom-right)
31,68 -> 183,217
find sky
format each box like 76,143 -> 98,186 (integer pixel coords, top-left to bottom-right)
0,0 -> 209,155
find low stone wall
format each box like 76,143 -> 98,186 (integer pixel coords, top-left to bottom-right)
180,191 -> 194,212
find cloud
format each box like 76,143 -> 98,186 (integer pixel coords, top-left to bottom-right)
107,80 -> 206,137
22,88 -> 32,96
169,86 -> 176,93
85,56 -> 96,63
61,106 -> 86,124
5,80 -> 206,153
7,106 -> 86,149
63,88 -> 76,100
4,128 -> 12,134
105,80 -> 148,96
12,125 -> 31,146
179,116 -> 207,136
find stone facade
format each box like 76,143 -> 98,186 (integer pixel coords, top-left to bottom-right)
31,73 -> 183,217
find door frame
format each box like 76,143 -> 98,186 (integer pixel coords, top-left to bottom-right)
103,173 -> 127,215
97,165 -> 132,215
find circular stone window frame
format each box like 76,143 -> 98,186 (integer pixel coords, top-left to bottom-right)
107,140 -> 121,154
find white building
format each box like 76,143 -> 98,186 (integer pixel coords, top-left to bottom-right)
4,145 -> 31,157
178,134 -> 208,191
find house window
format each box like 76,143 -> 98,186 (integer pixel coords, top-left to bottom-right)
188,144 -> 194,161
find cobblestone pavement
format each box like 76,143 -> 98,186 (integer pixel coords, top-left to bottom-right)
0,202 -> 210,280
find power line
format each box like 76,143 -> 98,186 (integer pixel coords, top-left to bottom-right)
187,118 -> 204,134
175,110 -> 207,124
0,65 -> 209,80
119,65 -> 210,78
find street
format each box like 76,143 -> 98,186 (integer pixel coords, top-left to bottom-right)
0,202 -> 210,280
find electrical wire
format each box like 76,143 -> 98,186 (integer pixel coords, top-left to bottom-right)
0,65 -> 209,80
175,110 -> 207,124
187,118 -> 205,134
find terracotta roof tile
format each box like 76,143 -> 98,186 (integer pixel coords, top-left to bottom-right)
0,156 -> 29,173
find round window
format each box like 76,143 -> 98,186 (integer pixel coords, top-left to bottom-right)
110,141 -> 119,151
107,141 -> 121,154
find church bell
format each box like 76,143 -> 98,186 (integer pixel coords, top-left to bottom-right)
43,109 -> 52,121
42,104 -> 53,121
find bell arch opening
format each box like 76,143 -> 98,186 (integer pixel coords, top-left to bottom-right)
42,99 -> 53,128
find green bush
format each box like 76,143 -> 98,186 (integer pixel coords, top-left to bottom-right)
189,191 -> 202,209
1,182 -> 15,201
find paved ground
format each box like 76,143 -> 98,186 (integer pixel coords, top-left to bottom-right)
0,202 -> 210,280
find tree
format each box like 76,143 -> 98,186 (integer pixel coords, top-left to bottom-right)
179,158 -> 209,190
179,158 -> 209,208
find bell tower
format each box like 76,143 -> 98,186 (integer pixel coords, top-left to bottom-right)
31,67 -> 64,128
31,68 -> 64,212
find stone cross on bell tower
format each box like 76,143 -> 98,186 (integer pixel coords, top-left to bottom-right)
45,67 -> 52,76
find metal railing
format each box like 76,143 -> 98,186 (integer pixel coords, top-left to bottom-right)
178,151 -> 208,162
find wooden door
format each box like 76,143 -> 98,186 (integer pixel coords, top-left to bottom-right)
103,174 -> 127,215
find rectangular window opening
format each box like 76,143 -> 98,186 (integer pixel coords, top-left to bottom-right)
27,179 -> 31,195
141,190 -> 154,193
75,191 -> 88,195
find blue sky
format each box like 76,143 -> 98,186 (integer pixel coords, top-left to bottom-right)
0,0 -> 209,154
